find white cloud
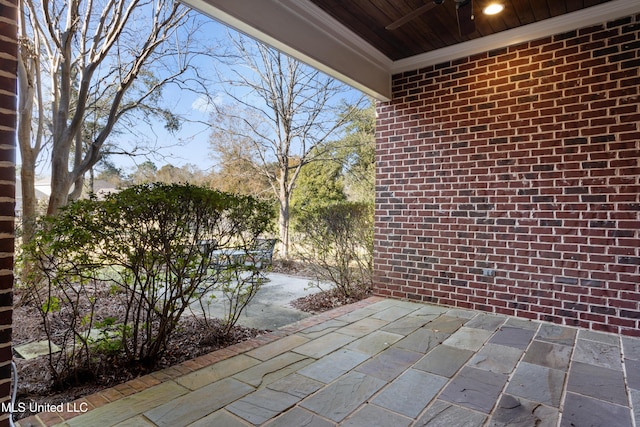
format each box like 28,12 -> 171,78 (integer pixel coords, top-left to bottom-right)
191,93 -> 223,113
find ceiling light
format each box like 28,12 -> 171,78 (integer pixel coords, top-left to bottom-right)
483,3 -> 504,15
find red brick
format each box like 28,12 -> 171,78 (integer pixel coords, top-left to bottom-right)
375,14 -> 640,337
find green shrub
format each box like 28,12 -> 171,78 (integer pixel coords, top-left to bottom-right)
22,183 -> 274,387
294,201 -> 373,298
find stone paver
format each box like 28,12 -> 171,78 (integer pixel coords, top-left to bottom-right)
381,314 -> 437,335
504,317 -> 540,331
623,336 -> 640,360
342,404 -> 412,427
572,338 -> 622,370
505,362 -> 565,406
263,407 -> 333,427
522,340 -> 571,370
266,373 -> 324,399
370,299 -> 417,311
292,331 -> 355,358
299,371 -> 386,422
64,381 -> 190,427
355,347 -> 422,381
444,308 -> 477,319
393,328 -> 449,354
176,354 -> 259,390
423,315 -> 467,333
14,340 -> 61,360
185,410 -> 247,427
297,349 -> 368,383
442,327 -> 493,351
464,313 -> 505,331
334,307 -> 379,323
630,389 -> 640,425
487,395 -> 558,427
467,344 -> 522,374
439,367 -> 507,413
561,392 -> 633,427
232,351 -> 310,387
566,361 -> 628,405
410,304 -> 448,317
113,415 -> 156,427
415,400 -> 486,427
34,297 -> 636,427
338,317 -> 389,337
345,329 -> 404,355
489,326 -> 536,350
225,388 -> 300,425
579,329 -> 621,345
371,369 -> 447,418
413,345 -> 473,377
536,324 -> 576,346
114,415 -> 155,427
626,358 -> 640,390
247,334 -> 310,361
143,378 -> 253,427
298,319 -> 348,339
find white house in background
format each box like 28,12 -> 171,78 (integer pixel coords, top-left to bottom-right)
33,178 -> 51,198
15,178 -> 49,217
15,178 -> 120,216
91,179 -> 120,199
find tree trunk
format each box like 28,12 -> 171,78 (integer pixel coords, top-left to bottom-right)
278,170 -> 291,258
278,200 -> 289,259
17,67 -> 37,242
47,149 -> 72,215
68,126 -> 84,201
19,151 -> 37,243
17,30 -> 42,244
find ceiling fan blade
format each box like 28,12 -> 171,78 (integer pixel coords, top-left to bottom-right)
456,0 -> 476,36
386,1 -> 439,31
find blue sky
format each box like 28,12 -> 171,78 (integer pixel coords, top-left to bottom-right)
21,10 -> 364,178
110,18 -> 365,176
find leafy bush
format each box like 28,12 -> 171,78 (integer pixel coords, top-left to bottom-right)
22,183 -> 274,387
294,202 -> 373,298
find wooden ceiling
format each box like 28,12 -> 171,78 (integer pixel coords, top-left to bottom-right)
308,0 -> 615,60
185,0 -> 637,98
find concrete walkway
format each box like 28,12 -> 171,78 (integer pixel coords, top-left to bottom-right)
17,297 -> 640,427
190,272 -> 317,330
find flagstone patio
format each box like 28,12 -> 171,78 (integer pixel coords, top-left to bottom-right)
16,297 -> 640,427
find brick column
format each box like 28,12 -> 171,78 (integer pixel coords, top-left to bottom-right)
0,0 -> 18,425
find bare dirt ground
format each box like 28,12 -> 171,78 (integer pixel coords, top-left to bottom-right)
12,259 -> 366,420
271,260 -> 372,313
12,295 -> 265,420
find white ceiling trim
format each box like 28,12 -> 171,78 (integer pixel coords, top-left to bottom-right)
285,0 -> 392,70
181,0 -> 393,99
181,0 -> 640,101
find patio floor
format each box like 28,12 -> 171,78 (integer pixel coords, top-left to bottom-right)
17,297 -> 640,427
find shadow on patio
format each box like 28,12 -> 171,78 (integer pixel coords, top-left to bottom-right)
17,297 -> 639,427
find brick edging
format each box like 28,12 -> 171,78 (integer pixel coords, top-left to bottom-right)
16,296 -> 384,427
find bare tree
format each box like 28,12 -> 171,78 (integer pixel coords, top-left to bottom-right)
17,0 -> 214,223
18,8 -> 46,242
210,35 -> 365,257
155,163 -> 205,185
209,106 -> 273,197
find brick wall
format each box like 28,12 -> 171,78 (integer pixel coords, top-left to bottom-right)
0,0 -> 17,424
375,15 -> 640,337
